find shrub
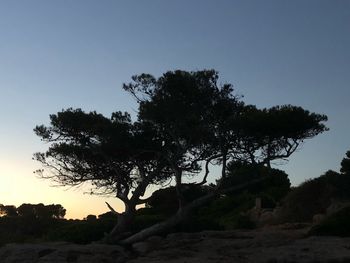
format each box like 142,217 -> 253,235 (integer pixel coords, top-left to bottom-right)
46,219 -> 115,244
223,162 -> 291,206
146,184 -> 210,215
309,206 -> 350,237
278,171 -> 350,223
131,214 -> 166,232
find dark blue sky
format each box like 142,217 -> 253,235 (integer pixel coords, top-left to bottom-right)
0,0 -> 349,218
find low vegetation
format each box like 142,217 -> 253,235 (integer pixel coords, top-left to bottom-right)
1,150 -> 350,245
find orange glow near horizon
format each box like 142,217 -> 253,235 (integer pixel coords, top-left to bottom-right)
0,157 -> 124,219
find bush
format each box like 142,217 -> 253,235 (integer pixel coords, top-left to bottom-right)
278,171 -> 350,223
222,214 -> 256,229
309,206 -> 350,237
46,219 -> 115,244
223,162 -> 291,206
131,213 -> 166,232
195,192 -> 256,230
146,185 -> 210,215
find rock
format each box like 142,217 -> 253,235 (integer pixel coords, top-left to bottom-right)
146,235 -> 163,243
259,210 -> 275,226
132,241 -> 153,254
2,227 -> 350,262
0,242 -> 129,263
132,235 -> 164,255
128,227 -> 350,263
313,213 -> 326,224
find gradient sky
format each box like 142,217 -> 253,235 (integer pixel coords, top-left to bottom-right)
0,0 -> 349,219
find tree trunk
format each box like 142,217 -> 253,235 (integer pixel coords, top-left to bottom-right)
104,204 -> 136,243
119,198 -> 207,245
175,168 -> 185,211
120,177 -> 266,245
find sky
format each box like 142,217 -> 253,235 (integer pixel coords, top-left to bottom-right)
0,0 -> 349,219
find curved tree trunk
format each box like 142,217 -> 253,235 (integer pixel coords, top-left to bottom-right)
120,197 -> 210,245
120,177 -> 266,245
103,204 -> 136,243
104,176 -> 152,243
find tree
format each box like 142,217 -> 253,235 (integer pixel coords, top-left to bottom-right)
85,214 -> 97,221
0,205 -> 18,217
16,203 -> 66,219
119,70 -> 328,244
34,109 -> 171,239
46,204 -> 66,219
0,203 -> 65,219
340,151 -> 350,175
35,70 -> 328,243
123,70 -> 244,209
124,70 -> 327,191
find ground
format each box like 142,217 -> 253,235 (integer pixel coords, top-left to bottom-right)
1,225 -> 350,262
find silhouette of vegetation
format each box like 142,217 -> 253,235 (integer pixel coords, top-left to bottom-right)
0,203 -> 68,246
17,203 -> 66,219
0,203 -> 123,246
309,206 -> 350,237
280,150 -> 350,223
140,163 -> 290,232
306,150 -> 350,237
340,150 -> 350,175
34,70 -> 328,244
0,117 -> 336,247
0,205 -> 18,217
34,110 -> 171,238
0,203 -> 65,219
223,162 -> 291,206
146,184 -> 211,216
46,217 -> 117,244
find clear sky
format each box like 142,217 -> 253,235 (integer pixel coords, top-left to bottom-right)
0,0 -> 349,219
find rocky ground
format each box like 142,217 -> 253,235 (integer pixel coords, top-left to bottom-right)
1,225 -> 350,262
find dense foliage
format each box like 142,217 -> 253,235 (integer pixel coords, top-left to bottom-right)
0,203 -> 65,219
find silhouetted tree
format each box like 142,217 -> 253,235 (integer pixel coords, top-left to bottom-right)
46,204 -> 66,219
341,151 -> 350,175
34,109 -> 170,239
124,70 -> 244,209
120,70 -> 328,244
85,214 -> 97,221
0,205 -> 18,217
17,203 -> 66,219
35,69 -> 328,243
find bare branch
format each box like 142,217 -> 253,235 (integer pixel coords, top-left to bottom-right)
105,202 -> 120,215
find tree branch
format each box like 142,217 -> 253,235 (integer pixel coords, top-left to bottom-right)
105,202 -> 120,215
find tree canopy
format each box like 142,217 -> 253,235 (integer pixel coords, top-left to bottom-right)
340,151 -> 350,175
